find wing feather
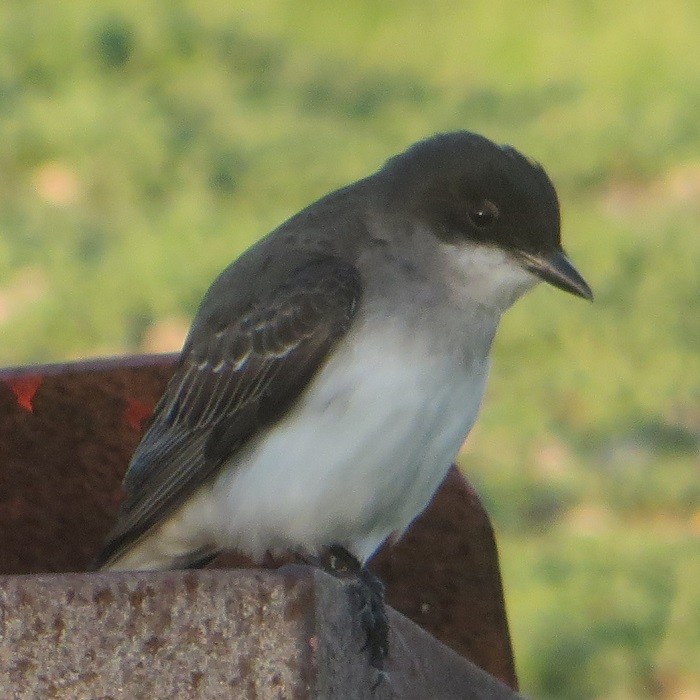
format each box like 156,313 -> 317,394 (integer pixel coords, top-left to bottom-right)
94,255 -> 361,568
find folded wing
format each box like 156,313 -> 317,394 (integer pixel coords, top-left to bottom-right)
95,255 -> 361,568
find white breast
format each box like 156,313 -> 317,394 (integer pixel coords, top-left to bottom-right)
201,313 -> 492,563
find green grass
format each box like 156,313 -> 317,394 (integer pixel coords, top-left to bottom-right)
499,530 -> 699,698
1,2 -> 698,696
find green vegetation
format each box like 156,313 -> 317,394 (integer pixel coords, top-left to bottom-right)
1,2 -> 697,696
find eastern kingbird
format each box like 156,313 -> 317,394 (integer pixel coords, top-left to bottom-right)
95,131 -> 591,574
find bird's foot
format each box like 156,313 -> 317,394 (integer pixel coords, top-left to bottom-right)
320,546 -> 389,681
349,570 -> 389,674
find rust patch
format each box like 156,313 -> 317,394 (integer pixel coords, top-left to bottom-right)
123,397 -> 153,431
32,615 -> 46,635
182,570 -> 199,603
284,590 -> 308,623
190,670 -> 204,691
142,635 -> 166,655
128,587 -> 146,610
181,623 -> 205,645
77,670 -> 98,684
9,657 -> 34,683
0,496 -> 26,521
5,374 -> 43,412
52,613 -> 65,643
270,671 -> 283,687
92,586 -> 114,617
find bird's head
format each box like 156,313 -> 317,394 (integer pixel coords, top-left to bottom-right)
379,131 -> 592,306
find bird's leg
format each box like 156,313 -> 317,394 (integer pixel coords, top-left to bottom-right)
319,545 -> 389,678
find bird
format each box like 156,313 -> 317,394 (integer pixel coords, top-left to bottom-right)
95,130 -> 591,579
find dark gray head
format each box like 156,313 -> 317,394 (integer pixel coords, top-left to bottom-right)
378,131 -> 592,300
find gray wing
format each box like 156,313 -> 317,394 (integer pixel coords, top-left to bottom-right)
95,255 -> 361,568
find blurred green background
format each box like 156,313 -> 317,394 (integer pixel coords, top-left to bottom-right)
1,1 -> 698,697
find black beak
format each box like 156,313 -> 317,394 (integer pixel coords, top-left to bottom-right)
518,250 -> 593,300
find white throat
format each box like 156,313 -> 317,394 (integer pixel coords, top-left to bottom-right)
440,241 -> 540,312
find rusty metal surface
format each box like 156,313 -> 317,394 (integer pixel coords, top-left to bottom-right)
0,569 -> 315,699
0,356 -> 178,574
0,355 -> 518,689
0,567 -> 522,699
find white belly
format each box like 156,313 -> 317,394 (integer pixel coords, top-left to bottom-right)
200,318 -> 491,563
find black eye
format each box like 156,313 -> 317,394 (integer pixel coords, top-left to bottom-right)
468,200 -> 499,228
